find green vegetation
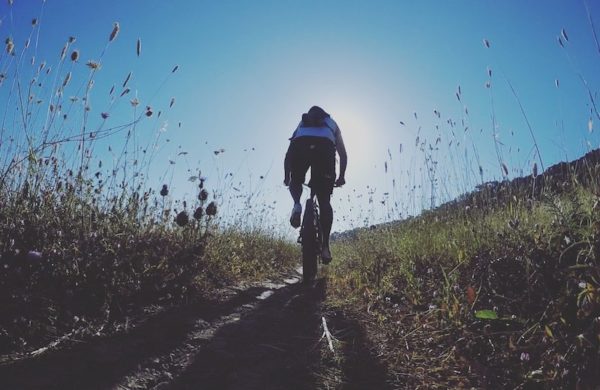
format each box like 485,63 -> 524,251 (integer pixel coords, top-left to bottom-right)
324,151 -> 600,388
0,20 -> 297,356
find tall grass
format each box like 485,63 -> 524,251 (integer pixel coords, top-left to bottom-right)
0,9 -> 297,355
326,160 -> 600,387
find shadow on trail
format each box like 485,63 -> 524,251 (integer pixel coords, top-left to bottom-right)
328,311 -> 392,389
1,277 -> 390,389
171,280 -> 327,390
0,286 -> 269,390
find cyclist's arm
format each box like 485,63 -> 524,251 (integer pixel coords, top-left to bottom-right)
284,127 -> 299,186
335,128 -> 347,182
284,142 -> 292,186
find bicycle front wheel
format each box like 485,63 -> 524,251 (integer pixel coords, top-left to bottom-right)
301,198 -> 318,283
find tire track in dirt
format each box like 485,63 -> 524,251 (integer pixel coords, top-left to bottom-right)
0,282 -> 275,389
0,270 -> 327,390
1,269 -> 391,389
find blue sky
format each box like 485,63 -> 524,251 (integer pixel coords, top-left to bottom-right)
2,0 -> 600,232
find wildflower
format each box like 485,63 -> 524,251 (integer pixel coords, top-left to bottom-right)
109,22 -> 120,42
175,211 -> 189,227
145,106 -> 153,117
32,18 -> 37,26
206,201 -> 217,216
70,50 -> 79,62
198,189 -> 209,201
160,184 -> 168,197
101,112 -> 109,119
130,98 -> 139,107
193,207 -> 203,220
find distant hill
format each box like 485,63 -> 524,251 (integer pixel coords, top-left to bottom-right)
332,148 -> 600,242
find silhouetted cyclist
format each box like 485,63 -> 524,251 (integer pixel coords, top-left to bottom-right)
284,106 -> 347,263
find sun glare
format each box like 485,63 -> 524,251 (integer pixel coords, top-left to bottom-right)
331,104 -> 378,181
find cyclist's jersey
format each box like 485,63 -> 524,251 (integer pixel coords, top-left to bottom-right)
290,117 -> 341,146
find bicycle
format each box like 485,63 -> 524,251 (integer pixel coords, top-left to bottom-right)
297,185 -> 324,284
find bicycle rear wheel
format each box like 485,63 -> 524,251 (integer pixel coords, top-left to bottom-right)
301,198 -> 318,283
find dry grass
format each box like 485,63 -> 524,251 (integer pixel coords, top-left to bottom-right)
324,154 -> 600,388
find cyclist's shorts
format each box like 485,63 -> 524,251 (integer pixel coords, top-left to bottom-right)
287,136 -> 336,194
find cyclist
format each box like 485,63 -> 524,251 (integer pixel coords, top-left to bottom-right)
284,105 -> 347,263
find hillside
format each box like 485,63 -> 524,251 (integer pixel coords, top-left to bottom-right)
334,149 -> 600,242
324,148 -> 600,388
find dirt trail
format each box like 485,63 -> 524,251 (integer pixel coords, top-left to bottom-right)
0,271 -> 390,389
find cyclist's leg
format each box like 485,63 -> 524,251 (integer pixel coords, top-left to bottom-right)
311,138 -> 336,260
288,139 -> 310,227
316,190 -> 333,248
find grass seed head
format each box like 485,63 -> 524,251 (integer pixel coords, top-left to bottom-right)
5,37 -> 14,54
86,60 -> 100,70
160,184 -> 168,197
62,72 -> 71,87
109,22 -> 120,42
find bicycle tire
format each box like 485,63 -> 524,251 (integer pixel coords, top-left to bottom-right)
301,198 -> 318,283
